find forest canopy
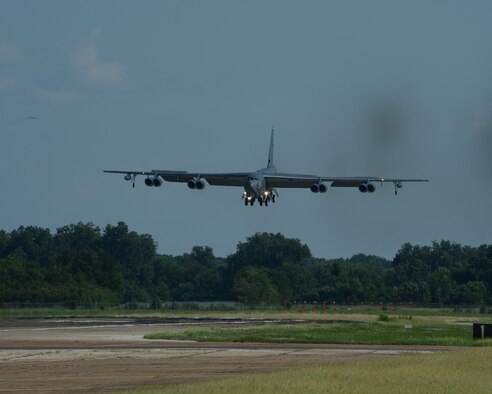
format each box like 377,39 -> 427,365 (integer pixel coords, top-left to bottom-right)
0,222 -> 491,306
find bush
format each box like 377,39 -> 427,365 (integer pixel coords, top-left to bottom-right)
64,301 -> 77,310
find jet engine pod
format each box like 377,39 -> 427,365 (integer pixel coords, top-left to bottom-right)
145,177 -> 154,187
187,178 -> 206,190
319,183 -> 328,193
124,174 -> 132,181
153,176 -> 162,187
359,183 -> 376,193
195,178 -> 206,190
310,184 -> 320,193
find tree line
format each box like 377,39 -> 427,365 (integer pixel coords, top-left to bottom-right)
0,222 -> 491,306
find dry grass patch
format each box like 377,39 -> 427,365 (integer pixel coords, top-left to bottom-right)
129,348 -> 492,394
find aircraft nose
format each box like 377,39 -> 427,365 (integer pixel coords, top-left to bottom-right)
247,179 -> 258,193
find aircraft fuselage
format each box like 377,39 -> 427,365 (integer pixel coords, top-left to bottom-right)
104,126 -> 428,207
243,169 -> 276,206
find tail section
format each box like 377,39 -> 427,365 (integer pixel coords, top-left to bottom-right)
267,126 -> 274,168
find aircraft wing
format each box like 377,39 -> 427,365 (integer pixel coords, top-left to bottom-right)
104,128 -> 428,200
103,169 -> 249,187
104,169 -> 428,189
264,173 -> 429,189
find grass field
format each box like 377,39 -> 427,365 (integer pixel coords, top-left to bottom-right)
2,307 -> 490,392
145,320 -> 492,347
1,306 -> 491,320
127,348 -> 492,394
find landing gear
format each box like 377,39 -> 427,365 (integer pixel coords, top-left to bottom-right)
124,173 -> 136,188
258,195 -> 272,206
243,192 -> 277,206
394,181 -> 402,196
243,196 -> 255,206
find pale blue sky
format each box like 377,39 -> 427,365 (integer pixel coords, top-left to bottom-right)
1,1 -> 492,258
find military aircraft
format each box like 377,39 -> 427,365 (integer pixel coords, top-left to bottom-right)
104,128 -> 428,206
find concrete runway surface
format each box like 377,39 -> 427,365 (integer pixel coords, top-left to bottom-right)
0,317 -> 452,393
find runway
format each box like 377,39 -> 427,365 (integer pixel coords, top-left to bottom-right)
0,317 -> 455,393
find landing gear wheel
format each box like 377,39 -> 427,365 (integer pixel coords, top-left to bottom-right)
244,198 -> 248,206
272,195 -> 276,203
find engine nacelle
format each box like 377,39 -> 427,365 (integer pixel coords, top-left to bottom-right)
195,178 -> 206,190
145,177 -> 154,187
188,178 -> 206,190
124,174 -> 132,181
311,183 -> 327,193
153,177 -> 162,187
359,183 -> 376,193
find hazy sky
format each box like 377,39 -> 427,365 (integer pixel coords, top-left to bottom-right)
1,1 -> 492,259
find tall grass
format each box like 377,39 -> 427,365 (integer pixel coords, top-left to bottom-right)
128,348 -> 492,394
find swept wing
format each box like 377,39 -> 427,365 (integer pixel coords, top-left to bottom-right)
103,170 -> 249,187
263,173 -> 428,189
104,127 -> 428,202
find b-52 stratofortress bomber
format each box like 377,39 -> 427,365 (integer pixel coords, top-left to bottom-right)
104,128 -> 428,206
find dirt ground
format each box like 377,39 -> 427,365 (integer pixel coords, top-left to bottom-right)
0,317 -> 450,393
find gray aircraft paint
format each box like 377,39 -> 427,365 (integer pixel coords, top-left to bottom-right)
104,127 -> 428,206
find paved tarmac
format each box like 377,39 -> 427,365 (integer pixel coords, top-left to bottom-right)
0,317 -> 455,393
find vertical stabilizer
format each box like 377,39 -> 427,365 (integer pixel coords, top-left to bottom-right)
267,126 -> 274,168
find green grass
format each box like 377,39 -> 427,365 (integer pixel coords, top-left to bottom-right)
127,348 -> 492,394
0,308 -> 159,318
0,306 -> 491,319
145,321 -> 492,346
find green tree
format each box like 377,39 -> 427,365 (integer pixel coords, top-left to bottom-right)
428,267 -> 457,303
232,266 -> 278,304
102,222 -> 157,302
229,232 -> 311,272
5,226 -> 54,266
459,281 -> 487,304
226,233 -> 312,300
0,230 -> 8,257
0,255 -> 44,302
54,222 -> 101,251
271,260 -> 316,301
